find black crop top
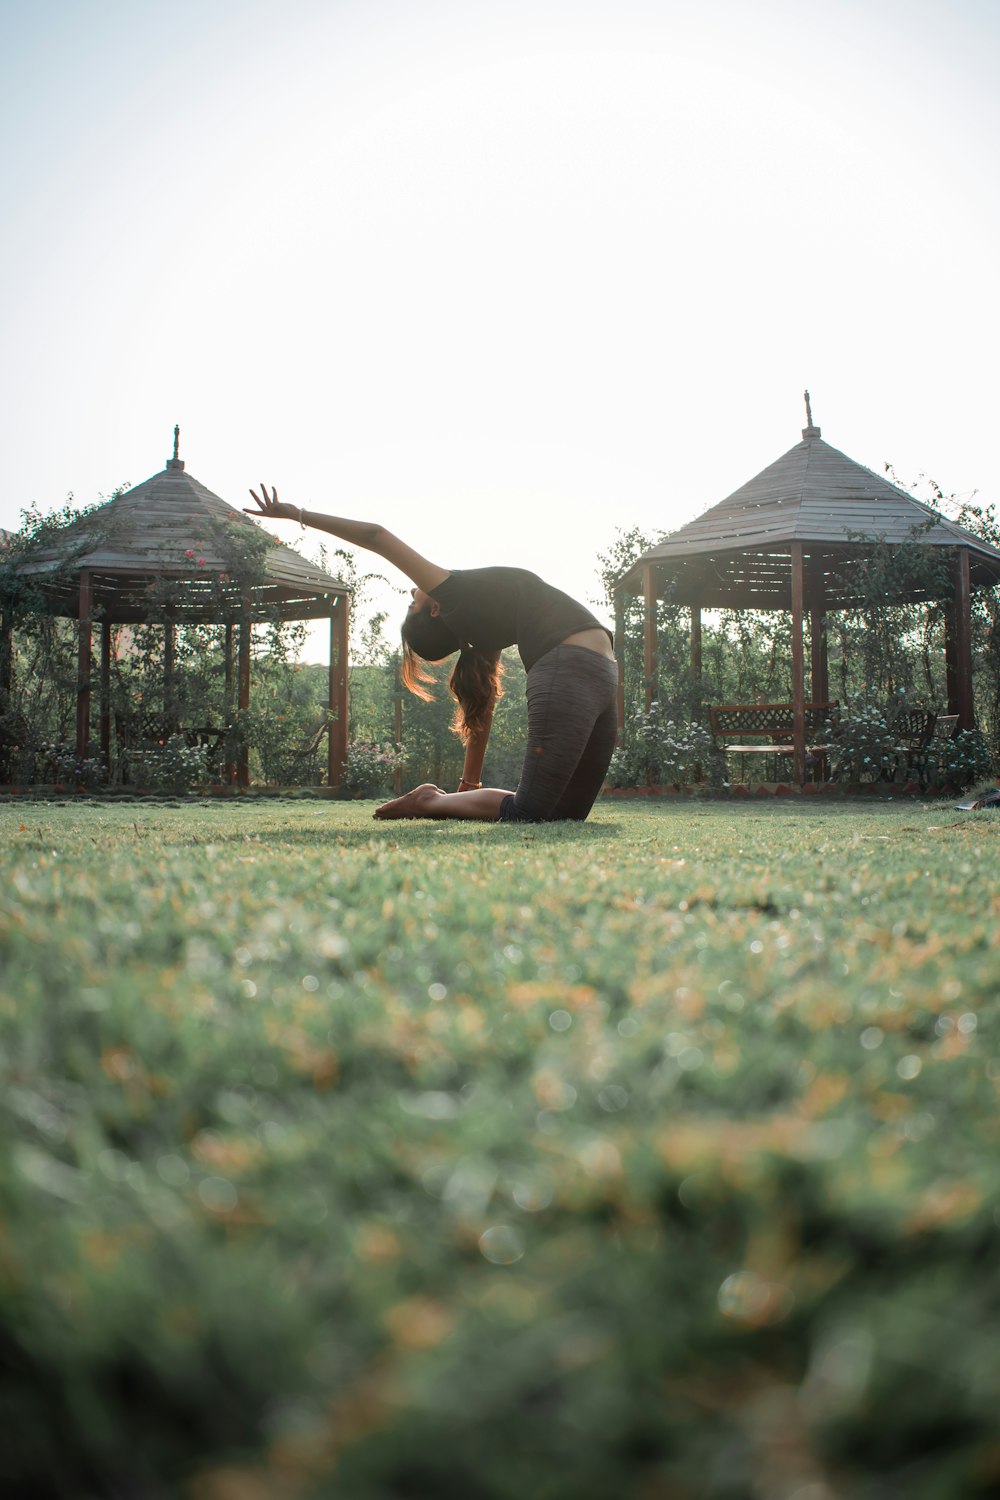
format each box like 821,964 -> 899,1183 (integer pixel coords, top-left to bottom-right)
430,567 -> 612,672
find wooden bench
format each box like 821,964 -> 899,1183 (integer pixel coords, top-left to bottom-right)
894,710 -> 958,783
709,702 -> 840,782
928,712 -> 959,748
888,708 -> 936,761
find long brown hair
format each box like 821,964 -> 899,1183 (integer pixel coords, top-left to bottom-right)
400,624 -> 503,743
447,645 -> 504,741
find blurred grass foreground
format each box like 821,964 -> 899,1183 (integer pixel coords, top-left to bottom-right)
1,798 -> 999,1500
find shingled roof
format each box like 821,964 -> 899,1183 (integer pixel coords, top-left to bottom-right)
618,418 -> 1000,610
11,446 -> 348,623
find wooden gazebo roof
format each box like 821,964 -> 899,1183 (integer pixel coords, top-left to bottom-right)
2,435 -> 351,786
617,417 -> 1000,610
13,443 -> 348,623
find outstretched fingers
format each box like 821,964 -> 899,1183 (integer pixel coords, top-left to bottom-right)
245,484 -> 281,517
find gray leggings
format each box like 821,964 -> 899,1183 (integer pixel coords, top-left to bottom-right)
499,644 -> 619,823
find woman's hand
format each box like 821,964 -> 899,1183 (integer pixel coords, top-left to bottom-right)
245,484 -> 298,522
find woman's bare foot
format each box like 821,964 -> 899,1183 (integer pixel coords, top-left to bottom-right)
373,783 -> 446,819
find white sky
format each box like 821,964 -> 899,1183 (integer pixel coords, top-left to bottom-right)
3,0 -> 999,652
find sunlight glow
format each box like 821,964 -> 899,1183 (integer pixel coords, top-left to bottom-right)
2,0 -> 998,650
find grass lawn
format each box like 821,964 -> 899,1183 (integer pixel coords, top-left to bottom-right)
1,797 -> 999,1499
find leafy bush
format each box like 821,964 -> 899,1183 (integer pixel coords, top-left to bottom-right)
824,703 -> 902,783
824,706 -> 996,788
125,735 -> 209,794
342,739 -> 408,795
234,694 -> 333,787
607,702 -> 720,787
924,728 -> 994,788
15,741 -> 106,789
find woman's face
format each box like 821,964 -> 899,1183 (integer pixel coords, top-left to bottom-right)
401,589 -> 458,664
408,587 -> 441,617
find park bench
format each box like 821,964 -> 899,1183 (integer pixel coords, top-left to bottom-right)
114,709 -> 230,783
893,710 -> 957,783
927,712 -> 959,751
887,708 -> 935,776
709,702 -> 839,782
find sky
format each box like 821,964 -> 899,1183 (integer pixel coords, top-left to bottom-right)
2,0 -> 999,652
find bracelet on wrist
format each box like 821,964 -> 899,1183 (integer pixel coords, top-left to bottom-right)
459,778 -> 482,789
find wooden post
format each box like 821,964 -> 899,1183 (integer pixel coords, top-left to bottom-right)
0,605 -> 12,711
224,623 -> 235,700
163,617 -> 176,735
328,596 -> 349,789
810,606 -> 829,705
690,603 -> 702,683
613,589 -> 625,739
76,570 -> 93,760
790,545 -> 806,784
237,609 -> 251,788
807,556 -> 829,706
944,605 -> 959,715
393,654 -> 404,794
223,622 -> 235,783
642,564 -> 658,711
809,603 -> 830,781
100,622 -> 112,772
954,548 -> 974,730
0,603 -> 12,783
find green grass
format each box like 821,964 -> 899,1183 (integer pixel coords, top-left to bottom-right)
1,798 -> 999,1499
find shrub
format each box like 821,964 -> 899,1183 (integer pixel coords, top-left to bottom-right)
32,741 -> 105,789
607,703 -> 721,788
924,727 -> 994,788
824,703 -> 901,783
234,698 -> 333,787
825,705 -> 996,788
342,739 -> 407,795
126,736 -> 209,794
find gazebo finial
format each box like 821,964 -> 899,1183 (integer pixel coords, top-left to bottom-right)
802,389 -> 821,440
167,423 -> 185,472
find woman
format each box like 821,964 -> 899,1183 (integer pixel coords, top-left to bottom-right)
246,487 -> 618,823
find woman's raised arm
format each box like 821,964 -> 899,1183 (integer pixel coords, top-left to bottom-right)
246,486 -> 449,595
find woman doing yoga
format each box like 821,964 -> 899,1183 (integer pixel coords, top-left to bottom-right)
246,487 -> 619,823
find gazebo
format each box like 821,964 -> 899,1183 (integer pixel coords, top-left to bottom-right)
614,398 -> 1000,783
1,432 -> 350,788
